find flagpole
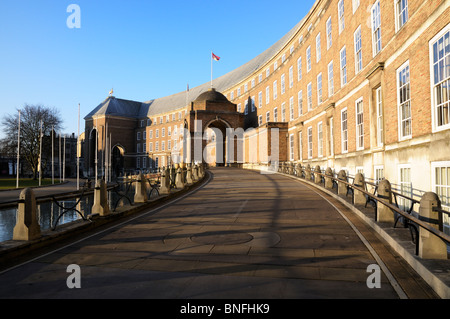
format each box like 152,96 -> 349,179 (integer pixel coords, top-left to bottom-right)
77,103 -> 80,190
39,120 -> 42,186
63,134 -> 66,182
52,125 -> 54,184
16,110 -> 20,189
211,51 -> 213,88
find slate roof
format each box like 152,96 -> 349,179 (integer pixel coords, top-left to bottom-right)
85,8 -> 312,120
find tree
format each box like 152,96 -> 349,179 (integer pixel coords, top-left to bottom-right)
1,104 -> 63,179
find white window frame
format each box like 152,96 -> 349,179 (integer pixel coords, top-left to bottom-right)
398,164 -> 412,212
266,111 -> 270,123
289,134 -> 295,161
299,131 -> 303,161
318,121 -> 323,158
266,86 -> 270,104
371,0 -> 382,57
258,91 -> 263,108
326,16 -> 332,50
395,0 -> 409,32
273,80 -> 278,100
306,46 -> 311,72
354,26 -> 362,74
273,107 -> 278,122
317,73 -> 323,105
328,61 -> 334,97
298,90 -> 303,116
329,117 -> 334,156
281,103 -> 286,122
338,0 -> 345,34
355,97 -> 364,150
432,161 -> 450,233
149,142 -> 153,152
289,66 -> 294,88
307,126 -> 313,159
429,24 -> 450,132
341,107 -> 348,153
281,74 -> 286,95
316,33 -> 321,63
374,165 -> 384,185
307,82 -> 313,111
289,97 -> 295,121
340,46 -> 347,86
297,57 -> 302,81
376,87 -> 384,146
397,60 -> 412,140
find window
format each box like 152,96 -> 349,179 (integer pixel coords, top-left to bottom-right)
432,162 -> 450,233
307,82 -> 313,111
289,134 -> 295,161
290,45 -> 294,55
244,83 -> 248,93
374,165 -> 384,185
395,0 -> 408,31
297,57 -> 302,81
318,122 -> 323,157
162,128 -> 165,137
430,25 -> 450,131
266,86 -> 270,104
281,103 -> 286,122
266,68 -> 270,77
147,119 -> 151,126
338,0 -> 345,34
237,103 -> 241,113
289,66 -> 294,88
166,115 -> 169,123
354,26 -> 362,73
376,87 -> 383,146
274,107 -> 278,122
168,140 -> 171,150
168,126 -> 171,136
143,142 -> 146,153
137,132 -> 141,141
274,61 -> 278,71
143,131 -> 146,140
298,90 -> 303,116
282,54 -> 286,63
340,46 -> 347,86
149,142 -> 153,152
251,96 -> 255,112
266,111 -> 270,122
372,1 -> 382,56
307,127 -> 313,159
259,74 -> 262,83
317,73 -> 323,105
281,74 -> 286,94
136,157 -> 140,169
299,131 -> 303,161
142,157 -> 147,168
161,141 -> 165,151
258,91 -> 263,108
316,33 -> 321,62
326,17 -> 332,49
329,117 -> 334,156
237,87 -> 241,97
341,108 -> 348,153
398,164 -> 412,212
397,61 -> 412,139
306,46 -> 311,72
155,157 -> 159,169
155,141 -> 159,151
244,100 -> 248,115
290,97 -> 295,121
356,98 -> 364,150
273,80 -> 278,100
137,143 -> 141,153
258,115 -> 263,126
328,61 -> 334,97
156,129 -> 159,138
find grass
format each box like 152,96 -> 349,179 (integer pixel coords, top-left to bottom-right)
0,178 -> 57,190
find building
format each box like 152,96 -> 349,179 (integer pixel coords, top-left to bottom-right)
84,0 -> 450,218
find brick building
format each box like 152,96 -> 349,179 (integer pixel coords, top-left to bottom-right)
84,0 -> 450,216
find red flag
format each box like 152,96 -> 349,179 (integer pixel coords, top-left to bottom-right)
212,53 -> 220,61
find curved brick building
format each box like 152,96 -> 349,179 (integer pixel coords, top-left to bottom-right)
84,0 -> 450,229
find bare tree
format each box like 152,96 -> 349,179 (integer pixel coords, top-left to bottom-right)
1,104 -> 63,179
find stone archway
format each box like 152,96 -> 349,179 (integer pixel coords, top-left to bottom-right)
112,144 -> 125,178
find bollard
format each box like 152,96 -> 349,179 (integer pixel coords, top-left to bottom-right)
376,179 -> 394,223
418,192 -> 447,259
296,163 -> 302,177
305,164 -> 312,181
337,170 -> 348,196
198,163 -> 204,179
92,179 -> 111,216
175,167 -> 185,189
186,163 -> 193,185
325,167 -> 334,189
159,167 -> 170,195
134,172 -> 148,203
13,188 -> 41,241
353,172 -> 366,206
192,164 -> 199,181
314,165 -> 322,184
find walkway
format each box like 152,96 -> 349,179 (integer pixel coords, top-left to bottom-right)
0,168 -> 438,299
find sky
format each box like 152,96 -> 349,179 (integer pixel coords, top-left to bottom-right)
0,0 -> 316,138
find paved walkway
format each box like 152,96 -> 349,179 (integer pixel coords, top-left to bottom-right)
0,168 -> 438,299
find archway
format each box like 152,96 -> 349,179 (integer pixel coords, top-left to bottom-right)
204,119 -> 230,167
112,145 -> 125,178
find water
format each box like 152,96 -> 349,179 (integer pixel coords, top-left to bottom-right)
0,183 -> 141,243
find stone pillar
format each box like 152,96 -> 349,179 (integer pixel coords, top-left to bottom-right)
175,167 -> 185,189
159,167 -> 170,195
186,163 -> 193,185
134,172 -> 148,203
325,167 -> 334,189
198,163 -> 204,179
305,164 -> 311,181
192,164 -> 199,181
337,170 -> 347,196
314,165 -> 322,184
418,192 -> 448,259
13,188 -> 41,241
376,179 -> 394,223
92,179 -> 111,216
353,173 -> 366,206
296,163 -> 302,177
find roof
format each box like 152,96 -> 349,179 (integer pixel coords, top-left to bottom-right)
85,6 -> 314,120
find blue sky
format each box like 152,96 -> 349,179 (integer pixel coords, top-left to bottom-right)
0,0 -> 315,138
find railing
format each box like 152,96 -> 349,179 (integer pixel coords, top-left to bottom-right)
275,162 -> 450,258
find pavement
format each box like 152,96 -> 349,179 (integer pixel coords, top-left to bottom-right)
0,167 -> 442,300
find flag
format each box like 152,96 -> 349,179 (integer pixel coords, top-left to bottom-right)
212,53 -> 220,61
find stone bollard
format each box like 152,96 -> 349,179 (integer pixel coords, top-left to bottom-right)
337,170 -> 348,196
376,179 -> 394,223
325,167 -> 334,189
353,173 -> 366,206
13,188 -> 41,241
192,164 -> 199,181
159,167 -> 170,195
296,163 -> 302,177
418,192 -> 448,259
175,167 -> 185,189
134,172 -> 148,203
305,164 -> 312,181
314,165 -> 322,184
92,179 -> 111,216
198,163 -> 204,179
186,164 -> 193,185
